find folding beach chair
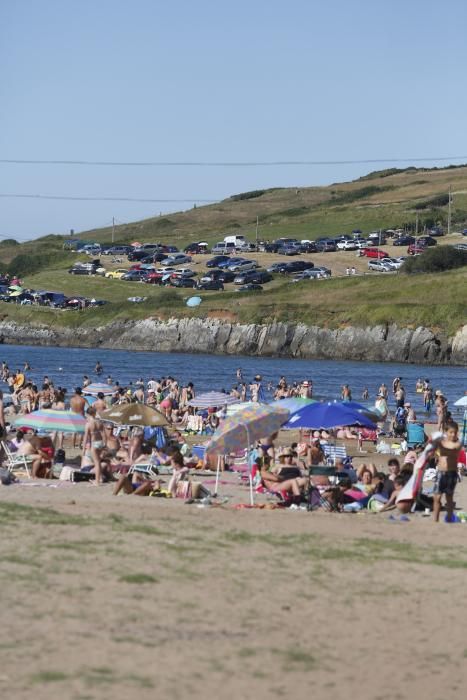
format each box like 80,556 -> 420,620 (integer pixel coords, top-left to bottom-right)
1,441 -> 32,478
322,444 -> 347,466
406,423 -> 426,448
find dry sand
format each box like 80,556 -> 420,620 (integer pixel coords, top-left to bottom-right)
1,445 -> 467,700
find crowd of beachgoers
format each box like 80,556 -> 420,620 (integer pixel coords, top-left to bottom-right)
0,358 -> 465,522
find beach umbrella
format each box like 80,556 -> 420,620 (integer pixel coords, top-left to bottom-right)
83,382 -> 114,396
186,296 -> 202,307
14,409 -> 86,433
454,396 -> 467,407
8,285 -> 23,292
226,401 -> 255,416
206,403 -> 290,454
206,403 -> 290,502
100,403 -> 168,427
284,402 -> 376,430
188,391 -> 239,408
337,400 -> 382,424
271,397 -> 316,414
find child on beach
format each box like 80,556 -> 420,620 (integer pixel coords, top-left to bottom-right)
433,421 -> 462,523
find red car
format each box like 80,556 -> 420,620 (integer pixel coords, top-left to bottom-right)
359,247 -> 389,259
407,244 -> 426,255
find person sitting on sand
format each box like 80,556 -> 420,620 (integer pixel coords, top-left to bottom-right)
167,451 -> 190,497
379,475 -> 413,514
258,456 -> 308,500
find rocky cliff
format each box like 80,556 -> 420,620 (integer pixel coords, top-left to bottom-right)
0,318 -> 465,365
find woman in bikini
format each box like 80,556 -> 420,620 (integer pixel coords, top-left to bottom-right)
83,406 -> 105,484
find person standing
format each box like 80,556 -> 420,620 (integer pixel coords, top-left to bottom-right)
70,388 -> 87,449
433,422 -> 461,523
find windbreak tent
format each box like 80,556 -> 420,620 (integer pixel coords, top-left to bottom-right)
188,392 -> 239,409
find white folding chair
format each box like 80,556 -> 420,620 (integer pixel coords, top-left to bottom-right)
1,441 -> 32,478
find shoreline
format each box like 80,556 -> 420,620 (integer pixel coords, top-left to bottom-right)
1,317 -> 466,365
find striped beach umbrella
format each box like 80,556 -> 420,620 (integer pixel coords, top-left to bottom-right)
83,383 -> 114,396
14,410 -> 86,433
206,403 -> 290,455
188,391 -> 239,409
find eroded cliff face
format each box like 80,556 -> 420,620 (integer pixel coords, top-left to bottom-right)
0,319 -> 465,365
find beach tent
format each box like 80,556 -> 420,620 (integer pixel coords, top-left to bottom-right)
188,392 -> 239,409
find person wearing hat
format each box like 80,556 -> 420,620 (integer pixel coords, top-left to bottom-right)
300,380 -> 313,399
405,402 -> 417,422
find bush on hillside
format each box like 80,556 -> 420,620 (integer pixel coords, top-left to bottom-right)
231,190 -> 267,202
7,251 -> 74,277
0,238 -> 19,246
414,194 -> 450,210
403,246 -> 467,274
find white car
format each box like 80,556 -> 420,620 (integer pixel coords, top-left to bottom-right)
381,257 -> 403,270
155,267 -> 176,275
336,240 -> 357,251
228,260 -> 259,272
171,268 -> 196,278
368,260 -> 392,272
354,239 -> 367,249
161,253 -> 192,266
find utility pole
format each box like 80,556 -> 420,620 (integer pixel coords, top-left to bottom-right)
112,217 -> 115,244
255,215 -> 259,250
447,186 -> 452,236
415,213 -> 419,235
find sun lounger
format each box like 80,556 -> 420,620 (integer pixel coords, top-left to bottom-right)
1,441 -> 32,478
406,423 -> 426,448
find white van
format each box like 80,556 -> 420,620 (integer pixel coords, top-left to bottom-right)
212,241 -> 236,254
224,235 -> 246,245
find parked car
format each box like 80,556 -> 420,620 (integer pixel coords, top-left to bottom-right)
393,235 -> 415,246
144,272 -> 166,285
128,249 -> 153,262
407,244 -> 427,255
429,227 -> 444,237
315,240 -> 337,252
211,242 -> 236,255
228,259 -> 259,272
105,268 -> 128,279
292,269 -> 328,281
353,238 -> 367,249
217,256 -> 245,269
171,267 -> 196,278
184,242 -> 210,254
206,255 -> 231,268
108,245 -> 132,256
368,260 -> 392,272
170,277 -> 197,288
416,236 -> 437,247
266,262 -> 288,273
196,279 -> 224,291
233,270 -> 272,285
121,270 -> 150,281
359,247 -> 389,259
162,245 -> 179,254
68,262 -> 104,276
235,283 -> 263,292
336,239 -> 357,251
277,243 -> 302,255
299,241 -> 318,253
380,257 -> 403,270
367,232 -> 387,245
160,253 -> 192,266
279,261 -> 314,274
200,269 -> 235,283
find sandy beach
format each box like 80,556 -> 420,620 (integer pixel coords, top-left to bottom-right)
1,444 -> 467,700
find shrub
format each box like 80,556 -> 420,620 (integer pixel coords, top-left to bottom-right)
403,246 -> 467,274
231,190 -> 267,202
331,185 -> 394,205
0,238 -> 19,246
7,251 -> 74,277
414,194 -> 450,210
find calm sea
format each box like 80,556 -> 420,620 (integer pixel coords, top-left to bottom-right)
0,344 -> 465,414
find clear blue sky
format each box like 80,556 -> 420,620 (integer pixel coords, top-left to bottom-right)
1,0 -> 466,240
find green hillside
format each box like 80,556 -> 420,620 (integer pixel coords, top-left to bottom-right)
76,164 -> 467,248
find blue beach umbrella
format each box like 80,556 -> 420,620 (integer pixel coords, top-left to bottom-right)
285,402 -> 377,430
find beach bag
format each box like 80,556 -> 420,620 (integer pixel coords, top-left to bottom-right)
59,466 -> 75,481
0,467 -> 14,485
54,448 -> 66,464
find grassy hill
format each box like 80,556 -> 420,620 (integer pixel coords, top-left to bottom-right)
0,165 -> 466,340
75,164 -> 467,248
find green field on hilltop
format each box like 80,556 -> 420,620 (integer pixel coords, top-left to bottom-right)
3,265 -> 465,337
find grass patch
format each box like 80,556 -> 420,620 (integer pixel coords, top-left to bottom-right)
30,670 -> 69,683
119,573 -> 158,584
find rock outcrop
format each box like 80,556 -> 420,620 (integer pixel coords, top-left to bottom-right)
0,318 -> 465,365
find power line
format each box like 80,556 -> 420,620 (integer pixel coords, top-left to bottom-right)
0,156 -> 467,167
0,193 -> 218,203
